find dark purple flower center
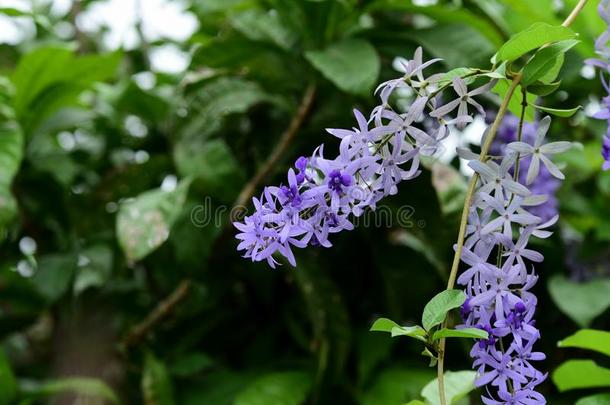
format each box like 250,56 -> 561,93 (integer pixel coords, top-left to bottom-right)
280,185 -> 302,207
328,169 -> 352,193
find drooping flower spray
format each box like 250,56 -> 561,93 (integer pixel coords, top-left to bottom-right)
586,0 -> 610,170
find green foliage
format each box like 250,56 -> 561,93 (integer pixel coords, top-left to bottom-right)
431,328 -> 488,341
494,23 -> 576,63
142,353 -> 176,405
421,370 -> 476,405
234,371 -> 313,405
577,394 -> 610,405
553,360 -> 610,392
548,275 -> 610,327
0,121 -> 23,234
21,377 -> 118,403
422,290 -> 465,332
558,329 -> 610,357
305,39 -> 380,96
0,350 -> 17,405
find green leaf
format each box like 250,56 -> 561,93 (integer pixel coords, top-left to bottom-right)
422,290 -> 466,331
421,370 -> 477,405
533,104 -> 581,117
527,80 -> 561,96
174,139 -> 243,202
142,353 -> 176,405
392,325 -> 427,341
548,275 -> 610,327
432,328 -> 488,341
405,401 -> 427,405
370,318 -> 400,333
522,39 -> 579,85
553,360 -> 610,392
169,352 -> 214,377
22,377 -> 118,403
234,371 -> 312,405
576,393 -> 610,405
32,254 -> 77,302
305,39 -> 380,96
10,47 -> 121,133
558,329 -> 610,358
116,178 -> 192,263
0,121 -> 23,233
230,8 -> 297,50
361,368 -> 434,405
494,22 -> 576,62
0,350 -> 17,405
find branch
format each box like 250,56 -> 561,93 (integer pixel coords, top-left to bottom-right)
234,84 -> 317,209
122,279 -> 192,348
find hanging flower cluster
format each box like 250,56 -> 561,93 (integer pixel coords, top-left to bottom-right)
458,115 -> 571,404
586,0 -> 610,170
491,115 -> 561,222
235,48 -> 497,268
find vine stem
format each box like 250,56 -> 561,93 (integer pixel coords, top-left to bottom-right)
435,2 -> 587,403
436,73 -> 522,405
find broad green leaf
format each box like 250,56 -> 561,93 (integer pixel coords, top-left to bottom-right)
527,81 -> 561,96
392,325 -> 427,342
10,47 -> 121,133
558,329 -> 610,358
548,275 -> 610,327
116,178 -> 192,263
305,39 -> 380,96
577,393 -> 610,405
370,318 -> 400,333
362,368 -> 434,405
0,121 -> 23,233
495,23 -> 576,62
408,23 -> 495,68
432,328 -> 488,341
169,352 -> 214,377
174,139 -> 243,202
0,350 -> 17,405
21,377 -> 118,403
179,371 -> 253,405
533,104 -> 581,117
230,8 -> 297,50
522,39 -> 579,85
234,371 -> 312,405
553,360 -> 610,391
422,290 -> 466,331
32,254 -> 77,302
405,401 -> 427,405
421,370 -> 477,405
142,353 -> 176,405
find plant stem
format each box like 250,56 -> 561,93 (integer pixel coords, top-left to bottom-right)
436,3 -> 587,401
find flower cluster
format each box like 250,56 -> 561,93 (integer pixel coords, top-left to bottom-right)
586,0 -> 610,170
458,115 -> 570,404
235,48 -> 496,268
490,114 -> 561,222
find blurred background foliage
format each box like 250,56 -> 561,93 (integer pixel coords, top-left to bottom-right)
0,0 -> 609,404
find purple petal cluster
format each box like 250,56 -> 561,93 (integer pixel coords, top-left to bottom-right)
235,48 -> 496,268
459,116 -> 570,404
586,0 -> 610,170
490,115 -> 562,222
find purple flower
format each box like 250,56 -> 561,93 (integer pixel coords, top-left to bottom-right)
586,0 -> 610,170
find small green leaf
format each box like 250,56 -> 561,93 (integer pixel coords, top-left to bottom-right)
548,275 -> 610,327
391,325 -> 427,342
553,360 -> 610,392
493,80 -> 536,121
32,254 -> 77,302
116,178 -> 192,263
234,371 -> 312,405
494,22 -> 576,62
576,393 -> 610,405
404,401 -> 427,405
370,318 -> 400,333
421,370 -> 477,405
305,39 -> 380,96
22,377 -> 118,403
527,81 -> 561,96
533,104 -> 581,117
522,39 -> 579,85
558,329 -> 610,358
422,290 -> 466,331
432,327 -> 488,341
